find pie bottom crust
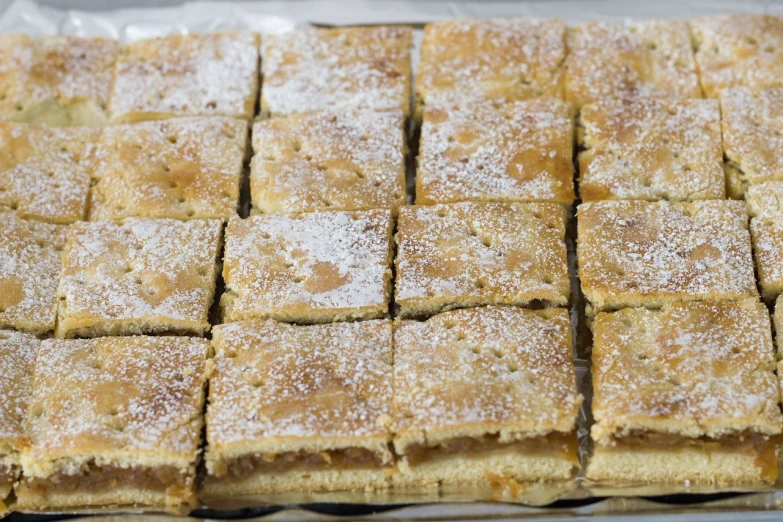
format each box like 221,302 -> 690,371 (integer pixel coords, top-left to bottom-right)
14,463 -> 196,510
586,435 -> 778,484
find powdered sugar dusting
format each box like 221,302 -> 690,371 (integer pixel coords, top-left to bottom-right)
25,336 -> 208,464
207,319 -> 392,447
578,200 -> 758,312
109,31 -> 259,121
0,330 -> 38,448
394,306 -> 581,438
394,202 -> 569,312
0,213 -> 66,334
90,117 -> 248,221
416,17 -> 566,108
691,14 -> 783,97
262,27 -> 412,116
721,88 -> 783,192
57,218 -> 222,335
579,98 -> 723,201
591,300 -> 782,439
250,110 -> 405,214
565,20 -> 701,108
417,98 -> 574,204
222,210 -> 393,322
0,123 -> 97,224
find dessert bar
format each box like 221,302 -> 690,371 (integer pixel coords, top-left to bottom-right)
746,181 -> 783,300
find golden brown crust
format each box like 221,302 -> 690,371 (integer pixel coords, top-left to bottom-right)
577,200 -> 757,314
89,117 -> 248,221
578,98 -> 723,201
109,31 -> 260,122
0,35 -> 118,126
205,319 -> 393,473
721,88 -> 783,198
222,210 -> 393,324
0,213 -> 67,334
250,110 -> 405,215
56,218 -> 222,338
261,26 -> 412,117
393,306 -> 582,453
565,20 -> 701,109
22,336 -> 208,476
591,300 -> 782,442
0,331 -> 38,467
415,18 -> 566,118
417,98 -> 574,205
0,123 -> 98,224
691,14 -> 783,98
394,202 -> 569,317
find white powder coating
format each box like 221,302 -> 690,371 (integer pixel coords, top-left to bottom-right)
207,319 -> 392,450
394,306 -> 581,440
57,218 -> 222,332
691,14 -> 783,98
0,123 -> 97,224
591,300 -> 783,440
261,26 -> 412,116
565,20 -> 701,108
578,200 -> 758,311
747,181 -> 783,222
747,181 -> 783,298
417,98 -> 574,205
250,110 -> 405,214
0,330 -> 39,448
222,210 -> 393,322
394,202 -> 570,311
721,88 -> 783,191
416,17 -> 566,107
23,336 -> 208,473
0,213 -> 67,334
578,98 -> 724,201
109,31 -> 259,121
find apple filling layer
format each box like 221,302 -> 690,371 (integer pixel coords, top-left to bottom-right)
402,432 -> 580,466
0,464 -> 17,490
219,447 -> 389,479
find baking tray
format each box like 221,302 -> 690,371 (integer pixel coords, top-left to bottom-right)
3,0 -> 783,519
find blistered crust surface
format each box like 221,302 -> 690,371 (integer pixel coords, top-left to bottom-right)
222,209 -> 393,323
578,98 -> 723,201
23,336 -> 208,473
721,88 -> 783,197
417,98 -> 574,205
415,18 -> 566,110
394,202 -> 569,316
0,35 -> 118,125
261,27 -> 412,117
109,31 -> 260,122
250,110 -> 405,214
577,200 -> 757,313
57,218 -> 222,337
0,213 -> 67,334
565,20 -> 701,108
393,306 -> 581,448
207,319 -> 393,456
90,117 -> 248,221
0,123 -> 97,224
591,300 -> 782,440
691,14 -> 783,98
0,330 -> 39,451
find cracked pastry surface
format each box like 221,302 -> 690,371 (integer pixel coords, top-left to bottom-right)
394,202 -> 569,317
109,31 -> 260,122
250,110 -> 405,215
577,200 -> 757,314
261,26 -> 412,117
578,98 -> 723,201
203,318 -> 393,495
56,218 -> 222,338
222,209 -> 394,324
417,97 -> 574,205
565,20 -> 701,108
746,181 -> 783,300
